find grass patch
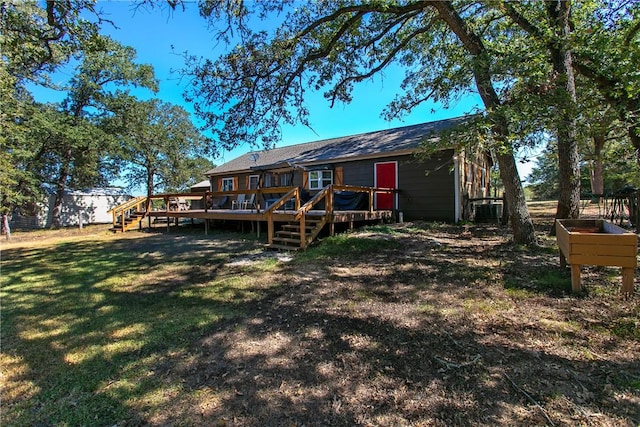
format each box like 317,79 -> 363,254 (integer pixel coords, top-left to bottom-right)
297,233 -> 400,261
610,318 -> 640,340
533,270 -> 572,291
0,232 -> 273,426
504,268 -> 571,294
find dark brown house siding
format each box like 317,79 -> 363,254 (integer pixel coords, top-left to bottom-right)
209,150 -> 459,222
306,150 -> 456,221
398,151 -> 456,221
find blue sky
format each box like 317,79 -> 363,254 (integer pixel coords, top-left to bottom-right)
30,1 -> 536,184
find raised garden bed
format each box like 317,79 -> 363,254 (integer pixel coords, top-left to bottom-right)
556,219 -> 638,295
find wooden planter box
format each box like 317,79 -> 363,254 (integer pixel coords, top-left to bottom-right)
556,219 -> 638,295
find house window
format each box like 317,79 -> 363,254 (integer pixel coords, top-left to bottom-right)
264,173 -> 276,187
221,177 -> 234,191
309,170 -> 333,190
248,175 -> 259,189
281,173 -> 292,186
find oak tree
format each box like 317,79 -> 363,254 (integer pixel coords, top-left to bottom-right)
103,96 -> 213,197
180,0 -> 540,244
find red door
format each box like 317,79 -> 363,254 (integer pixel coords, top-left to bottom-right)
375,162 -> 397,210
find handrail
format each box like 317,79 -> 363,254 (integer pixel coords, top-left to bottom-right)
107,196 -> 147,214
147,192 -> 207,200
333,184 -> 395,193
264,187 -> 299,215
200,187 -> 296,198
295,185 -> 330,220
108,196 -> 149,233
266,188 -> 300,246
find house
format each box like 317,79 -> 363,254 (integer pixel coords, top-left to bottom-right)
191,180 -> 211,192
203,116 -> 492,222
10,187 -> 131,229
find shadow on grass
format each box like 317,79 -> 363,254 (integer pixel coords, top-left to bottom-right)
1,226 -> 638,426
1,231 -> 266,425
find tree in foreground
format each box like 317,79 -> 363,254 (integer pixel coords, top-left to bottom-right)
175,0 -> 538,244
1,0 -> 104,222
1,1 -> 157,227
46,35 -> 157,228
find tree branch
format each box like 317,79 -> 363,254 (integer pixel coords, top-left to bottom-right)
329,16 -> 439,107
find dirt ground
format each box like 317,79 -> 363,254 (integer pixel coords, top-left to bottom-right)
159,202 -> 638,426
4,202 -> 640,426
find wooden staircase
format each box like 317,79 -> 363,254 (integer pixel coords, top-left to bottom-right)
111,211 -> 146,233
269,215 -> 326,251
108,196 -> 149,233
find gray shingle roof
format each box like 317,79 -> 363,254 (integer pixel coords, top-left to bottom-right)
205,116 -> 470,176
190,179 -> 211,190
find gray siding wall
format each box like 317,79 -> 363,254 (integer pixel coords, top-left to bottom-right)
330,151 -> 455,221
397,151 -> 456,222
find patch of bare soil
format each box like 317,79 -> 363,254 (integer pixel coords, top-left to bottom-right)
152,202 -> 639,426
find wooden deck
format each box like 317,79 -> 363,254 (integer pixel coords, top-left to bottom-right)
146,208 -> 392,222
109,185 -> 396,250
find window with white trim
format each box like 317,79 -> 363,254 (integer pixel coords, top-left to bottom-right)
248,175 -> 259,189
221,177 -> 234,191
308,170 -> 333,190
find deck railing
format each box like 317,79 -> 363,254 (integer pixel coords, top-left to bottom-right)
110,185 -> 396,247
107,196 -> 149,232
266,184 -> 396,249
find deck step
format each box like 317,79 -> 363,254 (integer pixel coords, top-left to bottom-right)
111,213 -> 147,233
272,236 -> 302,244
268,214 -> 329,250
267,243 -> 301,251
282,224 -> 317,230
276,230 -> 302,237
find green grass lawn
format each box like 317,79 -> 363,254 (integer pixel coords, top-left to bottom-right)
1,230 -> 280,426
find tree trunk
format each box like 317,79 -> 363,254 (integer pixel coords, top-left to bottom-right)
547,0 -> 581,224
629,124 -> 640,164
50,157 -> 70,229
2,214 -> 11,239
431,1 -> 537,246
589,134 -> 605,199
496,151 -> 537,245
146,167 -> 155,199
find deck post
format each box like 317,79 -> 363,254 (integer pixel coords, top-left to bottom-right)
300,213 -> 306,249
165,196 -> 170,232
267,213 -> 274,244
205,219 -> 208,235
329,187 -> 335,237
369,189 -> 374,212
